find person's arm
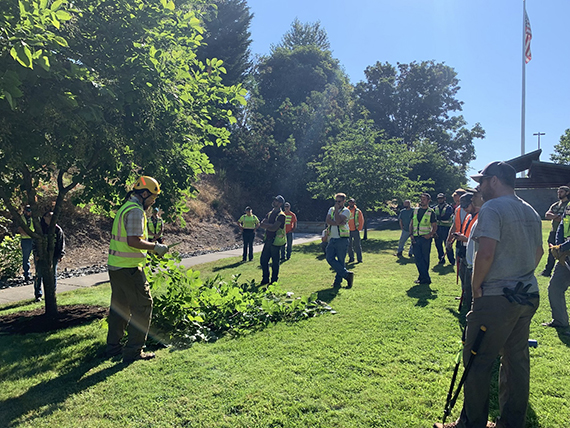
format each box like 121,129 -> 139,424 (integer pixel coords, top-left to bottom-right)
237,216 -> 244,231
264,214 -> 285,232
358,210 -> 364,231
471,236 -> 497,299
535,244 -> 544,268
424,221 -> 437,239
291,215 -> 297,232
127,235 -> 158,250
545,208 -> 560,221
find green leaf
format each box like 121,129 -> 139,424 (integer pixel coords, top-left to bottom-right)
38,55 -> 50,71
166,1 -> 175,11
52,36 -> 68,47
55,10 -> 72,21
189,17 -> 202,31
2,91 -> 14,109
10,44 -> 33,69
50,0 -> 64,11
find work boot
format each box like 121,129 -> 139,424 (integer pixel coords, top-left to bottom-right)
123,351 -> 156,364
345,271 -> 354,288
541,320 -> 568,328
394,252 -> 403,257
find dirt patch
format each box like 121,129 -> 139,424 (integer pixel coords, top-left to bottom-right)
0,304 -> 108,335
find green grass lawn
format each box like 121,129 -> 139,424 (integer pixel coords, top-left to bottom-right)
1,222 -> 569,427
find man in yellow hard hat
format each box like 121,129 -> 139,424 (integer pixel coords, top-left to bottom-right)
106,176 -> 169,363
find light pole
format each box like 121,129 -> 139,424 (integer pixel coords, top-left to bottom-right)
533,132 -> 545,150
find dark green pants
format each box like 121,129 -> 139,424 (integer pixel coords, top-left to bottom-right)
106,267 -> 153,360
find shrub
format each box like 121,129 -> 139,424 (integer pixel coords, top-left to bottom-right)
0,234 -> 22,280
145,253 -> 335,345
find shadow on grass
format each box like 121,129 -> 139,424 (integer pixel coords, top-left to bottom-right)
432,264 -> 456,276
0,333 -> 124,426
315,285 -> 341,304
396,256 -> 416,265
0,299 -> 37,312
213,260 -> 247,272
407,282 -> 437,307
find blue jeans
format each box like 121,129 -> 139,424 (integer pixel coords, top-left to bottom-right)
242,229 -> 255,261
34,259 -> 58,299
326,237 -> 349,285
435,226 -> 455,264
280,232 -> 294,259
21,238 -> 33,279
397,230 -> 413,256
261,243 -> 281,283
412,236 -> 432,284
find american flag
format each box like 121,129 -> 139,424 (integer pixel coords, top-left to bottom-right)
524,10 -> 532,63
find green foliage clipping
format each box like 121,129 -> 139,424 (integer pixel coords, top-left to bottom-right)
145,253 -> 335,345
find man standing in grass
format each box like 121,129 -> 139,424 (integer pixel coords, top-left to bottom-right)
540,185 -> 570,277
435,161 -> 542,428
325,193 -> 354,288
395,200 -> 413,258
410,193 -> 437,285
280,202 -> 297,261
238,206 -> 259,262
259,195 -> 286,285
107,176 -> 169,363
434,193 -> 455,266
347,198 -> 364,263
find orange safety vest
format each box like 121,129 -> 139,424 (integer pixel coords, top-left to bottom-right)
460,211 -> 478,239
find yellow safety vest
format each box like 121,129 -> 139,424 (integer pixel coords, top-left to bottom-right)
328,209 -> 350,238
434,205 -> 453,227
108,201 -> 148,268
20,215 -> 34,239
147,217 -> 164,239
564,215 -> 570,239
412,207 -> 434,237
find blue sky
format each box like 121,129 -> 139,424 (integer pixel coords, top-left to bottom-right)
246,0 -> 570,183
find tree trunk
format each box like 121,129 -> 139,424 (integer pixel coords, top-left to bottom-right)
35,235 -> 58,317
363,212 -> 368,240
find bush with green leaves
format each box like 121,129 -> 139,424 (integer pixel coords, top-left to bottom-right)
0,234 -> 22,280
145,254 -> 335,345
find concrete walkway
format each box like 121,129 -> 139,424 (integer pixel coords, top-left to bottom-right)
0,233 -> 321,305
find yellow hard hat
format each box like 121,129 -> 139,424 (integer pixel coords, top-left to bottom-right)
133,176 -> 161,195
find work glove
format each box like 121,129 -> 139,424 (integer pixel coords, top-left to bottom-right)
154,242 -> 169,257
549,244 -> 570,261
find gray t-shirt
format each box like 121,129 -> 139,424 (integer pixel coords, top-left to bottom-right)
472,194 -> 542,296
398,208 -> 413,230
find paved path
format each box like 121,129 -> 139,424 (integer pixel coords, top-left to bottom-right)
0,234 -> 321,305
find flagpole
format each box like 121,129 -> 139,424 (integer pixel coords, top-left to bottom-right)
521,0 -> 526,158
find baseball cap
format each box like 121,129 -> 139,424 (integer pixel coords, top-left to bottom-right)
274,195 -> 285,205
348,198 -> 355,202
471,161 -> 516,186
421,192 -> 431,200
559,186 -> 570,193
437,193 -> 445,199
459,193 -> 474,208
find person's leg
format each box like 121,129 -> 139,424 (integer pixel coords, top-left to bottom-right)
412,239 -> 422,279
543,230 -> 557,275
497,297 -> 538,428
547,262 -> 570,326
347,232 -> 355,262
34,262 -> 43,299
260,243 -> 271,284
242,232 -> 248,261
434,227 -> 445,262
280,239 -> 285,260
21,239 -> 33,280
461,266 -> 473,313
397,230 -> 407,254
270,245 -> 281,283
123,267 -> 153,361
247,231 -> 255,260
458,296 -> 520,428
286,232 -> 293,259
353,230 -> 362,262
326,239 -> 348,285
415,237 -> 431,283
106,269 -> 130,356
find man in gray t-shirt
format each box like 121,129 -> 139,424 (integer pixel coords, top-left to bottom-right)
435,161 -> 543,428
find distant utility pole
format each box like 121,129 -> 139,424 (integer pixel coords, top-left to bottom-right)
533,132 -> 545,150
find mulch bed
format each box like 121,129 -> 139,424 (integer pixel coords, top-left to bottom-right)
0,304 -> 108,335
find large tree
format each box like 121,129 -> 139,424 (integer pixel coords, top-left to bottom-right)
550,129 -> 570,164
355,61 -> 484,184
197,0 -> 253,88
0,0 -> 246,315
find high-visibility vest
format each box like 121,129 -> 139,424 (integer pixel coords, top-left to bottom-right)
460,212 -> 478,244
20,215 -> 34,239
239,214 -> 259,229
454,207 -> 464,232
412,207 -> 434,237
147,217 -> 164,240
108,201 -> 148,268
328,209 -> 350,238
564,215 -> 570,239
348,207 -> 363,231
264,210 -> 286,246
434,205 -> 453,227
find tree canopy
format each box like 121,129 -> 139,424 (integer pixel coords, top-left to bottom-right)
550,129 -> 570,164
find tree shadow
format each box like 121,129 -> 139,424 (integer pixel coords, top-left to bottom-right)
360,238 -> 399,254
396,256 -> 416,265
406,282 -> 437,307
0,331 -> 124,426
